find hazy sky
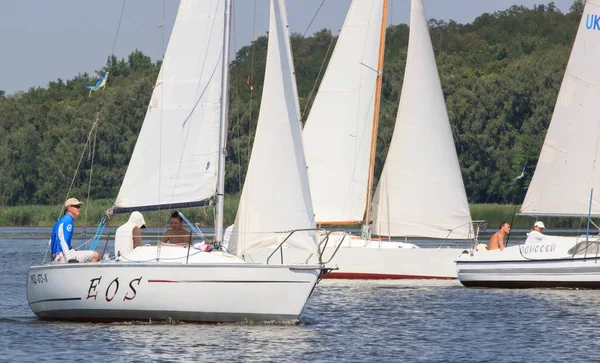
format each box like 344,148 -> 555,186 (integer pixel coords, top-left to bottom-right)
0,0 -> 576,94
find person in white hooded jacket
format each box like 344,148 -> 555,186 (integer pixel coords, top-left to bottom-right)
525,221 -> 546,244
114,211 -> 146,259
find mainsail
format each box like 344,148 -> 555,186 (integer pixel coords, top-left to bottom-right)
302,0 -> 385,224
229,0 -> 316,257
520,0 -> 600,217
114,0 -> 225,212
371,0 -> 472,239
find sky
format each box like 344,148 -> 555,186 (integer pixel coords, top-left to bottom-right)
0,0 -> 577,94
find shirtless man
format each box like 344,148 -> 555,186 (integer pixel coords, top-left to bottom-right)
161,211 -> 190,244
488,221 -> 510,251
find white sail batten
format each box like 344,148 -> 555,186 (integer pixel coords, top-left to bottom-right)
229,0 -> 316,257
302,0 -> 385,224
115,0 -> 225,211
371,0 -> 472,239
520,0 -> 600,217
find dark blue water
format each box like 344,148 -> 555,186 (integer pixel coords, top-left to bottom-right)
2,227 -> 600,362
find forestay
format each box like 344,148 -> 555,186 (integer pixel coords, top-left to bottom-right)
371,0 -> 472,239
302,0 -> 385,224
229,0 -> 316,257
520,0 -> 600,217
115,0 -> 225,212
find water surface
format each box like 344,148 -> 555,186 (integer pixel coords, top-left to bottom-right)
2,227 -> 599,362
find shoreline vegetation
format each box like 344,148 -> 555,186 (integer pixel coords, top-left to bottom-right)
0,196 -> 240,229
0,200 -> 591,231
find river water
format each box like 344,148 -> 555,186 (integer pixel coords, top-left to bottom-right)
2,227 -> 600,362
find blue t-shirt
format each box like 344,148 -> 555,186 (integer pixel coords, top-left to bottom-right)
50,214 -> 75,255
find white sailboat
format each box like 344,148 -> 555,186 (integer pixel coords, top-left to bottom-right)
370,0 -> 472,242
250,0 -> 475,279
27,0 -> 329,322
227,0 -> 317,257
456,0 -> 600,288
302,0 -> 385,226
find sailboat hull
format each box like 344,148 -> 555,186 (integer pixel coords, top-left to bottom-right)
27,261 -> 322,323
456,236 -> 600,288
248,236 -> 466,279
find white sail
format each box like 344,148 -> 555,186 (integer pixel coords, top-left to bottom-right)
371,0 -> 472,239
521,0 -> 600,217
229,0 -> 316,257
302,0 -> 385,224
115,0 -> 224,212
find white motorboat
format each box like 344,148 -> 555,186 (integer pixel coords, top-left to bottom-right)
28,0 -> 330,322
457,236 -> 600,288
457,0 -> 600,288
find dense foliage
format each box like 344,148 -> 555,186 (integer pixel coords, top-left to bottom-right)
0,1 -> 586,207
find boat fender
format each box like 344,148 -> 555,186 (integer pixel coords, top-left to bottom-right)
68,258 -> 79,263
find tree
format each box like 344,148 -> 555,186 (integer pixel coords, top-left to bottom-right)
570,0 -> 585,15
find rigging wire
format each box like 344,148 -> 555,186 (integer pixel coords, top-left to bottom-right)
62,116 -> 100,216
82,111 -> 100,231
300,0 -> 336,120
231,0 -> 242,193
61,108 -> 103,251
582,103 -> 600,246
112,0 -> 128,55
162,0 -> 166,58
301,36 -> 335,120
157,0 -> 166,234
302,0 -> 327,37
246,0 -> 258,182
235,0 -> 259,243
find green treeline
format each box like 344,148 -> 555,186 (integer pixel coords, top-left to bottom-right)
1,200 -> 590,230
0,2 -> 586,213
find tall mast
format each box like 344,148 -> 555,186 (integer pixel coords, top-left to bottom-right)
362,0 -> 388,238
215,0 -> 233,244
